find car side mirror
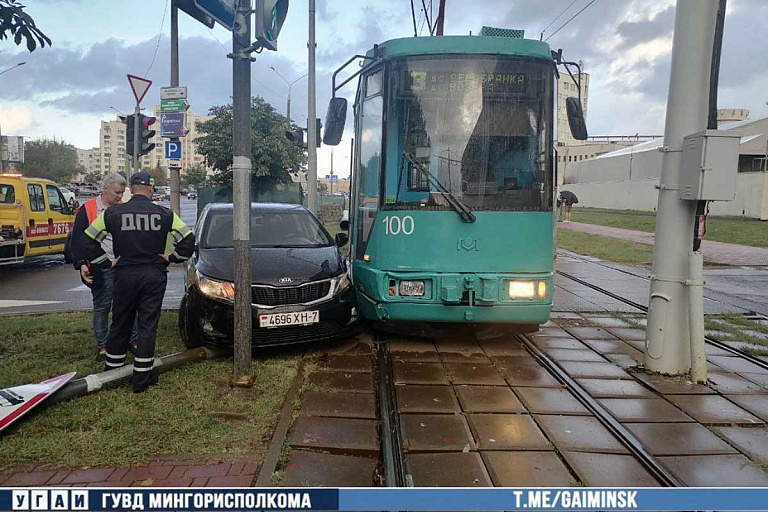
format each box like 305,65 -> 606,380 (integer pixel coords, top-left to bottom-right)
335,232 -> 349,247
323,98 -> 347,146
339,209 -> 349,230
566,97 -> 588,141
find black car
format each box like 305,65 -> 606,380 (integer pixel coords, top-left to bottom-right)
179,202 -> 354,348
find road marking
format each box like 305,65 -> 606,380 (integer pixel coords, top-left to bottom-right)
68,284 -> 89,292
0,300 -> 66,309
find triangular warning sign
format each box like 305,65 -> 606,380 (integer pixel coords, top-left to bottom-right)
127,74 -> 152,104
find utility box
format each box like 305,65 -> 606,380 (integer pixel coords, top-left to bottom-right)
679,130 -> 740,201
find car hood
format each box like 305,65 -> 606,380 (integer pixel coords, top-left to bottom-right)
197,246 -> 345,286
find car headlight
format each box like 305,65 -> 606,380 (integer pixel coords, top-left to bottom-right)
195,270 -> 235,302
333,274 -> 351,294
507,280 -> 548,299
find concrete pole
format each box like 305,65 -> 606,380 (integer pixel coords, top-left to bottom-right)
307,0 -> 317,214
286,87 -> 291,125
231,0 -> 253,387
169,0 -> 181,215
645,0 -> 718,374
330,149 -> 334,195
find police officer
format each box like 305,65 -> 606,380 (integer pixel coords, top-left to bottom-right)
84,172 -> 194,393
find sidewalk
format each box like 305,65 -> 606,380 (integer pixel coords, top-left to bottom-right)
559,222 -> 768,266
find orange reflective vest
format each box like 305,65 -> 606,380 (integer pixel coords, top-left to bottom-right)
76,198 -> 99,223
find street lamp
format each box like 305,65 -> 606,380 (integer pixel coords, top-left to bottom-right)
268,66 -> 308,123
0,62 -> 26,77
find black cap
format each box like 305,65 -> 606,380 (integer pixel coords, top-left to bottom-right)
130,172 -> 154,186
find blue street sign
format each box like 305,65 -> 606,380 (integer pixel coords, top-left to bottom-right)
161,112 -> 187,137
194,0 -> 235,30
165,140 -> 182,160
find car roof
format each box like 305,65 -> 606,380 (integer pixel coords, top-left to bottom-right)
207,202 -> 309,213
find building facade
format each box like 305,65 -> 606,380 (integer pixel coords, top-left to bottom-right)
98,120 -> 128,176
76,147 -> 101,177
557,70 -> 589,144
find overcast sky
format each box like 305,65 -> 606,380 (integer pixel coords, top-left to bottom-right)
1,0 -> 766,177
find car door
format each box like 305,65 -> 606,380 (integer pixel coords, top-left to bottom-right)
45,184 -> 72,251
24,182 -> 51,256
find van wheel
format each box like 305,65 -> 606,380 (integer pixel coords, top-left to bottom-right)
179,296 -> 203,349
63,234 -> 73,264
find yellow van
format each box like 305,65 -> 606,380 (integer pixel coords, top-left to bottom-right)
0,174 -> 76,265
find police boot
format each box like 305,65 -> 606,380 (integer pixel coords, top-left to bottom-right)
132,371 -> 159,393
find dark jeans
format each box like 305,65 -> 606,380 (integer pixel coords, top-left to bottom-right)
92,268 -> 138,349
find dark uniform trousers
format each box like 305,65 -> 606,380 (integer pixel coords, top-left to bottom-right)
105,265 -> 168,390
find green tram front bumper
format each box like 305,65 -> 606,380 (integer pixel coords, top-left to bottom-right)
354,270 -> 553,324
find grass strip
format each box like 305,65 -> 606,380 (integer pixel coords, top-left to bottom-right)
557,229 -> 655,265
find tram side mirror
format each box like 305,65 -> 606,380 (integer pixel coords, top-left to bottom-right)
323,98 -> 347,146
335,232 -> 349,247
339,209 -> 349,230
566,97 -> 588,141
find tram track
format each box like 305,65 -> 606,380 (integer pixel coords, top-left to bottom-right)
557,269 -> 768,373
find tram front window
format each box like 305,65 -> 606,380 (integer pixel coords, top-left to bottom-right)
387,56 -> 554,212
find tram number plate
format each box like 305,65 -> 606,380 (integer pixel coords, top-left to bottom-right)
259,311 -> 319,328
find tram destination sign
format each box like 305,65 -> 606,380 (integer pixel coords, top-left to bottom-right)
406,70 -> 528,95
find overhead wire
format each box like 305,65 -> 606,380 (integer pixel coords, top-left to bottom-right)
144,0 -> 170,77
540,0 -> 580,40
420,0 -> 433,35
410,0 -> 418,37
545,0 -> 599,42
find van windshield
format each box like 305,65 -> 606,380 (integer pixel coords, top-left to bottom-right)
203,210 -> 334,248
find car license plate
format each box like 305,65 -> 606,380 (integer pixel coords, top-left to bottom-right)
259,311 -> 319,328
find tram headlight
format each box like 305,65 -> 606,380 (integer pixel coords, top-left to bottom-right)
507,281 -> 535,299
399,280 -> 425,297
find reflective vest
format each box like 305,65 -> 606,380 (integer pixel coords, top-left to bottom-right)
75,198 -> 99,224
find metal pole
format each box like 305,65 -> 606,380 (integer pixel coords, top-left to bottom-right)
231,0 -> 253,387
133,105 -> 141,171
645,0 -> 718,374
330,149 -> 334,195
286,86 -> 291,124
307,0 -> 317,214
169,0 -> 181,215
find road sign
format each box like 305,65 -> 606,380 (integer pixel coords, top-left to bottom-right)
193,0 -> 236,30
161,112 -> 188,137
161,100 -> 189,112
169,160 -> 182,169
160,86 -> 188,100
127,74 -> 152,104
1,136 -> 24,162
165,140 -> 182,159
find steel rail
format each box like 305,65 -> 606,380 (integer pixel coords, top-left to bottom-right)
376,339 -> 408,487
557,269 -> 768,373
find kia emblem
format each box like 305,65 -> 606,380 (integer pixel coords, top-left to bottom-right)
279,277 -> 293,284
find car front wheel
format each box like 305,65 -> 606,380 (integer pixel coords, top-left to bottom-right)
179,295 -> 203,349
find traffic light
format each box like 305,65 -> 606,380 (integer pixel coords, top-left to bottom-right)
315,118 -> 322,147
120,115 -> 136,157
138,114 -> 156,156
285,128 -> 305,149
254,0 -> 289,51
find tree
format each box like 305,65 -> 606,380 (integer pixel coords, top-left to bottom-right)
148,165 -> 168,187
196,97 -> 306,187
184,164 -> 207,188
22,138 -> 83,182
83,171 -> 101,184
0,0 -> 51,52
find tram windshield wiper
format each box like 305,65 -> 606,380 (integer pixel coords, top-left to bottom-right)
402,151 -> 476,223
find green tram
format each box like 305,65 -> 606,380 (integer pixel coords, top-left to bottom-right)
323,29 -> 587,335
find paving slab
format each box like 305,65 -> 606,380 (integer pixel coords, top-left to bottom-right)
580,339 -> 642,355
400,414 -> 476,453
454,386 -> 526,413
560,452 -> 660,487
282,451 -> 376,487
545,348 -> 606,362
289,416 -> 379,456
668,395 -> 764,425
659,454 -> 768,486
306,371 -> 374,393
468,414 -> 551,451
558,361 -> 632,380
434,339 -> 484,356
482,452 -> 575,487
598,398 -> 692,423
388,340 -> 436,353
319,354 -> 372,373
724,395 -> 768,422
604,353 -> 643,369
439,352 -> 493,365
708,371 -> 766,394
393,362 -> 449,385
621,338 -> 647,352
515,387 -> 590,415
497,360 -> 563,388
606,328 -> 646,341
445,363 -> 506,386
534,415 -> 629,454
406,453 -> 492,487
392,350 -> 442,363
533,337 -> 587,350
299,391 -> 376,419
586,317 -> 633,329
633,372 -> 715,395
739,372 -> 768,387
478,338 -> 529,357
708,355 -> 768,375
713,426 -> 768,464
625,423 -> 737,456
396,385 -> 461,414
576,379 -> 656,398
535,327 -> 572,338
565,327 -> 618,340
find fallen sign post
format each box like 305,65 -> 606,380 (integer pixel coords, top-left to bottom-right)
0,372 -> 76,432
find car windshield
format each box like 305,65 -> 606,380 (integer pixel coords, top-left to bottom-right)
385,55 -> 553,212
203,209 -> 334,248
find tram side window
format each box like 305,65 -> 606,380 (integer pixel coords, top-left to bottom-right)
27,184 -> 45,211
356,94 -> 384,260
